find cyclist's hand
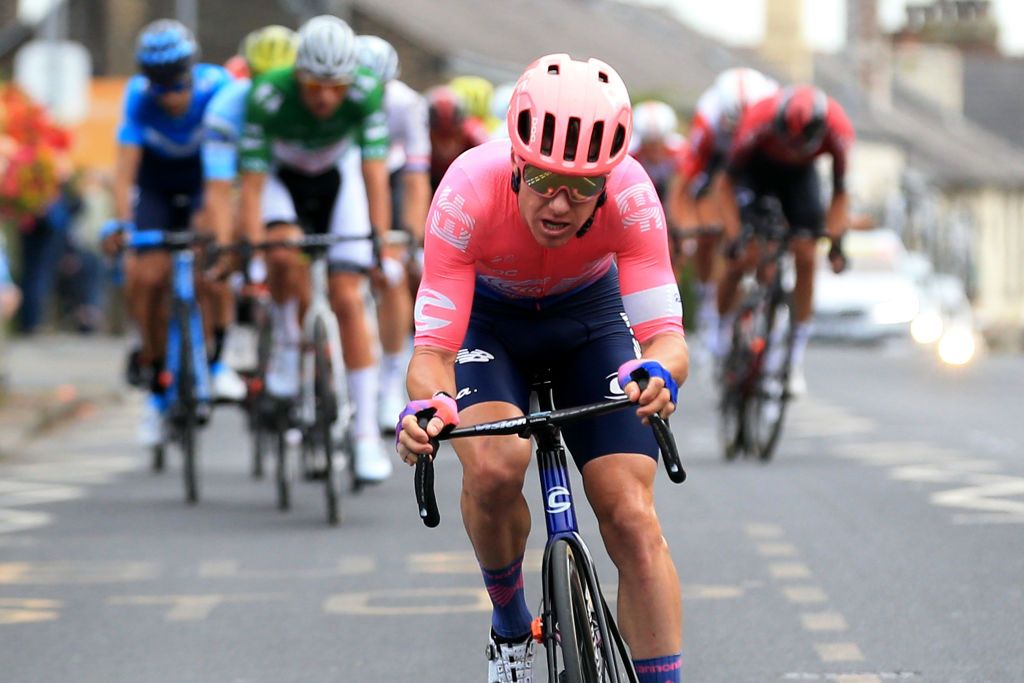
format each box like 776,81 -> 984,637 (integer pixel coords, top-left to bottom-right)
100,220 -> 133,257
396,393 -> 459,465
617,359 -> 679,424
722,236 -> 745,262
828,238 -> 847,274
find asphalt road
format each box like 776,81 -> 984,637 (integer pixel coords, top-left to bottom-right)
1,341 -> 1022,682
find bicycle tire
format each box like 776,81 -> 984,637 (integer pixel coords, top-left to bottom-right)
251,301 -> 273,479
177,303 -> 199,505
751,286 -> 794,461
313,317 -> 340,525
275,425 -> 290,511
151,445 -> 165,473
550,539 -> 603,683
719,312 -> 753,461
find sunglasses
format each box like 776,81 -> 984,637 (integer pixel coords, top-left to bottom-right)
297,74 -> 350,95
150,78 -> 191,96
521,164 -> 607,203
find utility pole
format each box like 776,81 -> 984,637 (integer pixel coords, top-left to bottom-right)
176,0 -> 198,33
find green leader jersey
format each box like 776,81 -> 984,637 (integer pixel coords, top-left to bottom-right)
239,66 -> 389,176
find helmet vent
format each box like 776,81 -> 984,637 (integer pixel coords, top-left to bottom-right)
610,124 -> 626,156
587,122 -> 605,163
564,117 -> 581,162
597,71 -> 609,83
541,113 -> 556,156
517,109 -> 532,145
547,64 -> 560,75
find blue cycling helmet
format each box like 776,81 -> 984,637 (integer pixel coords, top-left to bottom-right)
136,19 -> 198,85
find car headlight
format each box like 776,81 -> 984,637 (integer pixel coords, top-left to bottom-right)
911,311 -> 943,345
938,326 -> 976,366
871,293 -> 920,325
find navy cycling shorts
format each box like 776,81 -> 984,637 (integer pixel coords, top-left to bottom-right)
134,152 -> 203,232
732,154 -> 825,237
454,271 -> 659,470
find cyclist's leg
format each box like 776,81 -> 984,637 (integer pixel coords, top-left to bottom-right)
130,187 -> 174,378
261,172 -> 306,399
779,164 -> 825,391
693,171 -> 723,346
716,179 -> 762,357
326,149 -> 391,477
452,322 -> 534,640
553,283 -> 682,667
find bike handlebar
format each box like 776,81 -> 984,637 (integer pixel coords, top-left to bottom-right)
413,374 -> 685,528
126,230 -> 211,251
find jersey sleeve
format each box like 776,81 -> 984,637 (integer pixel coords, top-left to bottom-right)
402,91 -> 432,173
115,78 -> 146,147
825,100 -> 855,194
612,162 -> 686,342
238,78 -> 279,174
357,78 -> 390,161
682,114 -> 714,181
413,164 -> 483,351
202,85 -> 243,181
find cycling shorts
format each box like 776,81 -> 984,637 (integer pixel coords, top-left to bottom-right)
732,154 -> 824,237
262,147 -> 375,272
455,270 -> 659,470
133,187 -> 202,233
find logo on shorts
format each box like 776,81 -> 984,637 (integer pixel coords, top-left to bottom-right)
455,387 -> 476,401
605,372 -> 626,400
456,348 -> 494,364
546,486 -> 572,514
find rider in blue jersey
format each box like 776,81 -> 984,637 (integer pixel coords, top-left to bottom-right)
105,19 -> 230,445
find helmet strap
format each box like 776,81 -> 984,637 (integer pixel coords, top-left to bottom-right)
575,191 -> 607,238
510,168 -> 521,193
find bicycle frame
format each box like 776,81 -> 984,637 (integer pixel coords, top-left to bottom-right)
165,249 -> 211,409
298,255 -> 350,433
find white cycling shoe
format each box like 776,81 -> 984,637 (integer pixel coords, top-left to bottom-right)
353,434 -> 393,483
211,362 -> 247,402
787,365 -> 808,398
137,395 -> 164,447
487,630 -> 535,683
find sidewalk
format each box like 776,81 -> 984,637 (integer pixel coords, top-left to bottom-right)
0,334 -> 127,458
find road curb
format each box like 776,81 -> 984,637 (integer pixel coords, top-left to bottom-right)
0,386 -> 126,460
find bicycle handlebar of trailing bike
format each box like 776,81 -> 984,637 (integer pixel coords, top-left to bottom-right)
412,372 -> 685,528
126,230 -> 212,251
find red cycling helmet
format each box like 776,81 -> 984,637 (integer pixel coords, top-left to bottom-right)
427,85 -> 466,133
508,53 -> 632,176
774,86 -> 829,152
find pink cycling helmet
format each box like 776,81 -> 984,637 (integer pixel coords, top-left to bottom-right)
508,54 -> 632,176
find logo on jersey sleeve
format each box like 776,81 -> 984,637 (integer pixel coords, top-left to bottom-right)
414,288 -> 456,332
429,186 -> 475,252
616,183 -> 665,233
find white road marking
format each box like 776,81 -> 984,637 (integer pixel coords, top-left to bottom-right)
815,642 -> 865,662
769,562 -> 812,579
110,593 -> 286,621
801,611 -> 849,632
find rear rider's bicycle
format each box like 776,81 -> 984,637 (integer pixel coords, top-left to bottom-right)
125,230 -> 213,504
414,368 -> 686,683
254,233 -> 360,525
718,197 -> 796,462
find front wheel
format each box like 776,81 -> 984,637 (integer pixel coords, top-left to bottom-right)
749,291 -> 794,462
176,303 -> 199,505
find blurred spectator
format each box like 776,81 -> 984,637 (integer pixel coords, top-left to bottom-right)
18,181 -> 81,334
0,231 -> 20,322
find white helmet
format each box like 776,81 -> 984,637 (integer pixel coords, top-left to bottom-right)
631,100 -> 678,145
357,35 -> 399,82
296,15 -> 358,82
713,68 -> 779,132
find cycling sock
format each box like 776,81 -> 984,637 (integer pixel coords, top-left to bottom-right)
791,321 -> 813,368
149,359 -> 165,395
481,555 -> 533,640
379,351 -> 406,398
633,653 -> 682,683
347,366 -> 379,438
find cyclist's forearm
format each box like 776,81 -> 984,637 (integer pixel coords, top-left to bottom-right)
666,175 -> 697,230
825,191 -> 849,241
204,180 -> 234,245
402,170 -> 431,242
406,345 -> 457,401
239,172 -> 266,243
640,332 -> 689,387
362,159 -> 392,236
113,145 -> 142,222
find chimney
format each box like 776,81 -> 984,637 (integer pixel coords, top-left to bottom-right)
847,0 -> 892,107
761,0 -> 812,82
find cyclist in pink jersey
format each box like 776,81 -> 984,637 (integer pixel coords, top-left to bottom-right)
397,54 -> 687,683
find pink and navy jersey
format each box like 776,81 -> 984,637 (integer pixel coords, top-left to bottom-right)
414,139 -> 685,352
